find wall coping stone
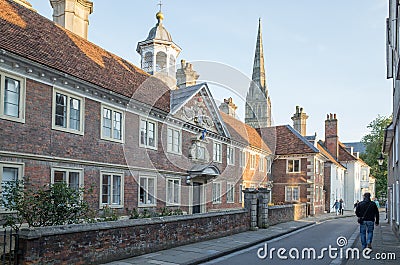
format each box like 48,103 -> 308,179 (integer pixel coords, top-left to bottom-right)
18,209 -> 248,239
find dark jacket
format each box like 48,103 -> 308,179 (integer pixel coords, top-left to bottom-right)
355,199 -> 379,224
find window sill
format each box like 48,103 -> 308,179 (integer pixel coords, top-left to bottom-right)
100,204 -> 124,209
52,126 -> 84,136
138,203 -> 157,208
0,115 -> 25,124
139,144 -> 157,151
101,136 -> 124,144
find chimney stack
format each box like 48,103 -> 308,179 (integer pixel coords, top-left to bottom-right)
50,0 -> 93,39
325,113 -> 339,160
176,60 -> 199,89
219,97 -> 238,117
291,106 -> 308,136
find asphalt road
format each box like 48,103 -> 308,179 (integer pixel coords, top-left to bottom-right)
203,217 -> 358,265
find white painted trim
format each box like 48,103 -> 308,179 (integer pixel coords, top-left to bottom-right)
100,104 -> 125,143
139,117 -> 158,150
166,126 -> 182,155
212,141 -> 223,163
0,70 -> 26,123
99,171 -> 124,209
286,159 -> 301,173
138,175 -> 157,207
212,181 -> 222,204
226,182 -> 235,203
52,87 -> 85,135
165,177 -> 181,206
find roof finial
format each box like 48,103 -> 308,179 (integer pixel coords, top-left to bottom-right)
156,0 -> 164,24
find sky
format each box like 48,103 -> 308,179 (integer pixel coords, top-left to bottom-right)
28,0 -> 392,142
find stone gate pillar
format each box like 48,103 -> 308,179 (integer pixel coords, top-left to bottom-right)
257,188 -> 270,228
243,188 -> 259,230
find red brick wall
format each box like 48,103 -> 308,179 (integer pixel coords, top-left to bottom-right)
18,210 -> 250,265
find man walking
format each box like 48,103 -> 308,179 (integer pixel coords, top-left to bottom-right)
355,192 -> 379,249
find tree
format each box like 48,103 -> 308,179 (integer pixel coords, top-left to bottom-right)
360,115 -> 392,199
1,180 -> 94,230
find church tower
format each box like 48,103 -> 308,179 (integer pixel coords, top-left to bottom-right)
137,5 -> 181,88
245,19 -> 272,128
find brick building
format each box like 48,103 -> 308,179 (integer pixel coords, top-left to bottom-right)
0,0 -> 272,217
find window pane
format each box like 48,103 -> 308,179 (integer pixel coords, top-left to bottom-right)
103,108 -> 112,138
69,98 -> 80,130
167,128 -> 173,151
4,77 -> 20,117
167,180 -> 173,203
148,178 -> 155,204
294,160 -> 300,172
113,112 -> 122,140
139,178 -> 146,203
69,172 -> 80,190
55,93 -> 67,127
102,175 -> 111,204
288,160 -> 293,172
54,171 -> 66,183
293,187 -> 299,201
2,167 -> 18,183
140,120 -> 147,145
173,180 -> 179,204
148,122 -> 155,147
173,130 -> 180,152
112,175 -> 121,205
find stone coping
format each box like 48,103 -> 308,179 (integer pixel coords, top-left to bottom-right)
19,208 -> 248,239
269,203 -> 306,209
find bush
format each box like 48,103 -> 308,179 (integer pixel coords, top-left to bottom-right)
1,180 -> 93,230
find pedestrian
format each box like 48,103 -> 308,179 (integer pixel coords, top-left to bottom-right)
339,199 -> 344,215
354,200 -> 359,212
373,198 -> 380,208
332,199 -> 339,215
355,192 -> 379,250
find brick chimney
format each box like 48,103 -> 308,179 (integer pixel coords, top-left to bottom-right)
291,106 -> 308,136
219,97 -> 238,117
325,113 -> 339,160
50,0 -> 93,39
176,60 -> 199,89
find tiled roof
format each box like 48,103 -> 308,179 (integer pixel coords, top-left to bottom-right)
342,142 -> 366,154
260,125 -> 319,155
220,112 -> 271,153
0,0 -> 171,111
317,141 -> 346,169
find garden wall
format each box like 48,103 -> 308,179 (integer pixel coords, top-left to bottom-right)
17,209 -> 249,265
268,203 -> 307,226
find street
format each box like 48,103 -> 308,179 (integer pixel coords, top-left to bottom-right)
203,217 -> 358,265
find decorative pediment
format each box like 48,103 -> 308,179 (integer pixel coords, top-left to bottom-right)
170,83 -> 230,137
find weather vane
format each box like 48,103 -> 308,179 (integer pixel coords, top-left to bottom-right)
158,0 -> 162,12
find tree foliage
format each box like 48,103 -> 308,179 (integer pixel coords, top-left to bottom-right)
360,115 -> 392,199
1,180 -> 94,230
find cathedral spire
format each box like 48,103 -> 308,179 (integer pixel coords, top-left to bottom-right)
252,18 -> 266,93
245,18 -> 272,129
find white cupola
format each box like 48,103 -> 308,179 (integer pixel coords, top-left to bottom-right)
136,8 -> 181,88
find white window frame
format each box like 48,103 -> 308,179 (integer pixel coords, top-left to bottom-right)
101,104 -> 124,143
227,182 -> 235,203
250,154 -> 256,169
266,157 -> 272,173
166,177 -> 181,206
285,186 -> 300,202
0,162 -> 24,210
213,142 -> 222,163
0,71 -> 25,123
239,184 -> 243,203
227,146 -> 235,165
139,175 -> 157,207
239,150 -> 246,168
212,182 -> 222,204
167,126 -> 182,155
139,118 -> 158,150
100,171 -> 124,209
287,159 -> 301,173
259,155 -> 265,172
51,167 -> 84,190
52,88 -> 84,135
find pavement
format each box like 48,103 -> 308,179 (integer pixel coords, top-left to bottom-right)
344,212 -> 400,265
102,211 -> 356,265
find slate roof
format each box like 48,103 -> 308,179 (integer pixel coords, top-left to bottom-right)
317,141 -> 346,169
220,112 -> 271,153
170,83 -> 205,114
0,0 -> 171,111
342,142 -> 366,154
259,125 -> 319,156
